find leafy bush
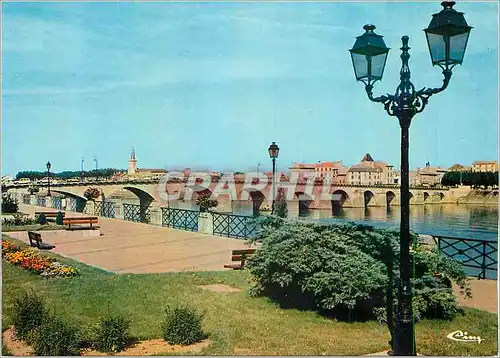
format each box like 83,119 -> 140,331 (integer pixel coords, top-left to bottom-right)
3,213 -> 37,226
84,187 -> 101,201
11,290 -> 47,342
2,194 -> 18,213
93,314 -> 131,353
162,305 -> 207,345
28,184 -> 39,195
31,314 -> 81,356
247,216 -> 470,326
196,192 -> 218,212
37,213 -> 47,225
55,211 -> 64,225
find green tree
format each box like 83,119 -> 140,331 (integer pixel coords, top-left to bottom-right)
273,187 -> 288,218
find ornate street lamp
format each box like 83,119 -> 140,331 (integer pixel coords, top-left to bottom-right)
349,2 -> 471,356
268,142 -> 279,214
46,161 -> 52,197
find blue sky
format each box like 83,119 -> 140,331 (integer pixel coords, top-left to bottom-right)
2,1 -> 498,176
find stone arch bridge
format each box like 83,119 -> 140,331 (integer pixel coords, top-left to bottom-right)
7,180 -> 456,214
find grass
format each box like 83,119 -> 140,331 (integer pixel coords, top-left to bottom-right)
2,235 -> 497,356
2,224 -> 64,232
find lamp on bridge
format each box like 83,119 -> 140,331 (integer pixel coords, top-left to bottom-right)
349,1 -> 471,356
46,161 -> 52,197
268,142 -> 279,214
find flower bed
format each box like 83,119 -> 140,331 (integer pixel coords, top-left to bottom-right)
2,240 -> 78,277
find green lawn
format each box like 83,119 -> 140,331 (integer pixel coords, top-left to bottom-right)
2,236 -> 497,356
2,224 -> 64,232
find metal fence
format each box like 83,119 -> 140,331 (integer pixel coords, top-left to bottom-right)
212,212 -> 258,239
23,194 -> 31,204
94,201 -> 116,218
51,197 -> 62,210
67,197 -> 87,213
432,235 -> 498,280
36,196 -> 46,207
123,203 -> 150,223
161,207 -> 199,231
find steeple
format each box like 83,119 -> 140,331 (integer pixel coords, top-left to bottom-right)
128,147 -> 138,175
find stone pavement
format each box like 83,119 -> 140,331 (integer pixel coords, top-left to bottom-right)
8,204 -> 254,273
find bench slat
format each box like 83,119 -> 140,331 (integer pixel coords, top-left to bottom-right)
223,263 -> 243,270
63,220 -> 98,224
232,249 -> 256,255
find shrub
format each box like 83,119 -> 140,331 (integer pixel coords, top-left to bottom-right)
11,290 -> 47,342
3,213 -> 37,226
196,192 -> 218,212
2,194 -> 18,213
247,217 -> 470,326
31,314 -> 81,356
93,314 -> 131,353
84,187 -> 101,201
37,213 -> 47,225
28,184 -> 39,195
55,211 -> 64,225
162,306 -> 207,345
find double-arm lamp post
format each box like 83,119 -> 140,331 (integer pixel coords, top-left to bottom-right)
349,1 -> 471,356
268,142 -> 280,214
46,161 -> 52,197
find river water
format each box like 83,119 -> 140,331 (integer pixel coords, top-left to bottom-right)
231,203 -> 498,242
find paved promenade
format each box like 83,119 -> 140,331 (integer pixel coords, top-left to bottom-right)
9,204 -> 253,273
6,204 -> 497,313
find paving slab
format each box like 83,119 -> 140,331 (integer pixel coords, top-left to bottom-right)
8,204 -> 254,274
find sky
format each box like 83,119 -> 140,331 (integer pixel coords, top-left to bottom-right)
2,1 -> 498,177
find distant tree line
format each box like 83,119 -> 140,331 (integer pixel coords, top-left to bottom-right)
15,168 -> 125,181
441,170 -> 498,188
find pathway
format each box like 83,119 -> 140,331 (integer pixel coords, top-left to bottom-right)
8,204 -> 253,273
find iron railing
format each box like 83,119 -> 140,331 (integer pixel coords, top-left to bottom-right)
161,207 -> 199,231
93,200 -> 116,218
432,235 -> 497,280
212,212 -> 258,239
23,194 -> 31,204
51,197 -> 62,210
67,197 -> 86,212
36,196 -> 46,207
123,203 -> 150,223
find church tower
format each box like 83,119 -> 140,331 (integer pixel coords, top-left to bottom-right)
128,147 -> 138,175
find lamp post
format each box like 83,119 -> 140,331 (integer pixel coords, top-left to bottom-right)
268,142 -> 279,214
349,2 -> 471,356
46,161 -> 52,197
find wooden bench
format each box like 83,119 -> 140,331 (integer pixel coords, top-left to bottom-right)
63,216 -> 100,230
35,211 -> 65,220
28,231 -> 55,250
223,248 -> 256,270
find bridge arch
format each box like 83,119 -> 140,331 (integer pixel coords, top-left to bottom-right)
247,190 -> 266,215
295,192 -> 313,216
423,192 -> 430,202
409,192 -> 415,204
331,190 -> 349,211
386,191 -> 396,207
50,189 -> 88,212
364,190 -> 375,207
